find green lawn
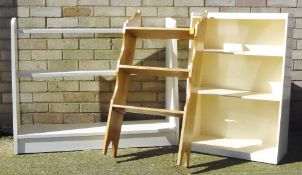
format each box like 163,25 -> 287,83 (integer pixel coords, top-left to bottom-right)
1,132 -> 302,175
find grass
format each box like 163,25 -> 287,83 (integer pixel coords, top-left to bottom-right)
1,132 -> 302,175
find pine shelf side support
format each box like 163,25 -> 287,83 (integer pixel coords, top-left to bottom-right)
177,12 -> 208,167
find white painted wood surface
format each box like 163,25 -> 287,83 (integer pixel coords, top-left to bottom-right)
18,120 -> 176,139
17,28 -> 123,34
207,12 -> 288,20
17,120 -> 177,153
276,15 -> 291,163
165,18 -> 180,145
189,12 -> 290,164
18,132 -> 177,154
192,87 -> 281,101
18,70 -> 116,77
11,18 -> 20,154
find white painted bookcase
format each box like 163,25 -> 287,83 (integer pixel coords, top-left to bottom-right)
189,12 -> 291,164
11,18 -> 180,154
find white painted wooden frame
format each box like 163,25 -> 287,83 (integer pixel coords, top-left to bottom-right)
11,18 -> 180,154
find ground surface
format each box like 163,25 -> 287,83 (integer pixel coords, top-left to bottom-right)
1,132 -> 302,175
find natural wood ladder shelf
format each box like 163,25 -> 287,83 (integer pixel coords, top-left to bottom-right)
103,10 -> 194,159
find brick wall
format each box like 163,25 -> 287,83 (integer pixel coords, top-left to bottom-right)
15,0 -> 188,127
1,0 -> 302,133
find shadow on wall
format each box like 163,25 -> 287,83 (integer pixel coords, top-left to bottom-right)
289,83 -> 302,132
0,0 -> 17,135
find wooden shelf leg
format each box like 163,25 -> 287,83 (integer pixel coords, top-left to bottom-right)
103,10 -> 140,158
177,93 -> 198,167
103,70 -> 130,157
177,143 -> 191,167
103,107 -> 124,157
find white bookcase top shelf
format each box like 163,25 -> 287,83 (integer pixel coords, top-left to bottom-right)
207,12 -> 288,20
192,87 -> 281,101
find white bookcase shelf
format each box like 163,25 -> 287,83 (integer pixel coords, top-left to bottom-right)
188,12 -> 291,164
203,44 -> 285,57
18,120 -> 175,139
192,87 -> 281,101
17,70 -> 116,78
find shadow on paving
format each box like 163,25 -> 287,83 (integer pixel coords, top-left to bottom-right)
115,145 -> 248,173
113,129 -> 302,173
116,146 -> 178,163
189,157 -> 248,174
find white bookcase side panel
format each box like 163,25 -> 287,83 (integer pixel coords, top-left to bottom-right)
276,16 -> 291,161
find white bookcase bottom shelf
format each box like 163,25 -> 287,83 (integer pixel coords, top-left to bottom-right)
17,120 -> 177,154
192,135 -> 278,164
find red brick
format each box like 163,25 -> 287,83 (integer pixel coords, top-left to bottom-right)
236,0 -> 266,7
33,113 -> 64,124
63,7 -> 91,17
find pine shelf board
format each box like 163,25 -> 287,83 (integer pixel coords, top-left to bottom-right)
112,104 -> 184,118
203,45 -> 285,57
118,65 -> 189,78
125,27 -> 194,39
192,87 -> 281,101
18,120 -> 176,139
